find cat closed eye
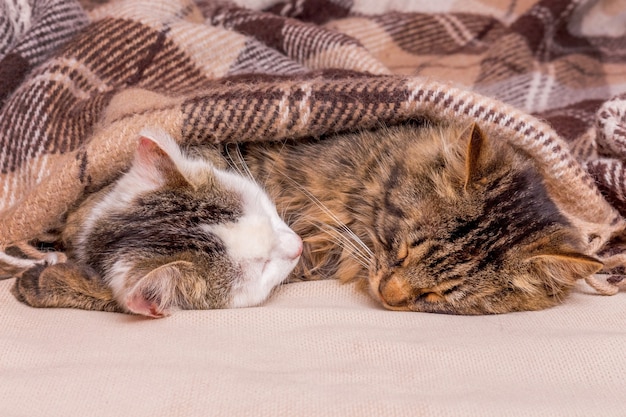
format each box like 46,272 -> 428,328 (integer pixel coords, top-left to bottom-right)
390,258 -> 406,268
410,238 -> 427,248
415,292 -> 445,303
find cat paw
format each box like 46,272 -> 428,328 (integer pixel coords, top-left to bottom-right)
11,263 -> 49,307
11,262 -> 121,313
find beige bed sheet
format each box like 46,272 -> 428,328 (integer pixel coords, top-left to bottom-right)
1,278 -> 624,416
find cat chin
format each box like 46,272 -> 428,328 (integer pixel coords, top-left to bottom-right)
229,255 -> 301,308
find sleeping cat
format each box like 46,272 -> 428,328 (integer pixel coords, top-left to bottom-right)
226,121 -> 602,314
12,129 -> 302,318
13,121 -> 602,315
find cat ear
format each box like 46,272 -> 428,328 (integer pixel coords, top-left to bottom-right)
133,131 -> 191,189
461,122 -> 489,189
125,261 -> 193,318
528,252 -> 603,288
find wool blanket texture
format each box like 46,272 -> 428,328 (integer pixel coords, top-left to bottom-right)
1,0 -> 626,296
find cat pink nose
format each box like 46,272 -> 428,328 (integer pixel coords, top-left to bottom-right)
285,234 -> 303,260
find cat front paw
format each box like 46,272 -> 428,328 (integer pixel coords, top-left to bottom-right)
11,263 -> 50,307
11,262 -> 121,313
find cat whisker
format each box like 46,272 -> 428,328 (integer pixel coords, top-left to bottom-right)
224,145 -> 246,178
263,140 -> 288,185
314,230 -> 370,270
287,209 -> 371,270
277,172 -> 375,261
224,144 -> 257,185
280,176 -> 373,256
301,217 -> 372,270
315,206 -> 373,259
235,145 -> 257,184
284,208 -> 298,228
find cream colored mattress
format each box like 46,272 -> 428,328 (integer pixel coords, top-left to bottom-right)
1,278 -> 624,416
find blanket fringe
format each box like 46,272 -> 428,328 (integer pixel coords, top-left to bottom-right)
0,242 -> 66,280
584,252 -> 626,295
584,275 -> 620,296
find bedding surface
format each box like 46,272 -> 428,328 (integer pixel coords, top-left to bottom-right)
1,278 -> 625,416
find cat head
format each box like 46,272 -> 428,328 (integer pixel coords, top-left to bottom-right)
367,123 -> 602,314
71,129 -> 302,318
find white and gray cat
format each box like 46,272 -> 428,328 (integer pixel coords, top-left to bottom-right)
12,129 -> 302,318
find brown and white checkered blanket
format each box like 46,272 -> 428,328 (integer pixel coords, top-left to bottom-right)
1,0 -> 626,295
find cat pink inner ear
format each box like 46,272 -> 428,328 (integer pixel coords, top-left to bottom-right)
133,135 -> 174,185
137,135 -> 167,164
124,261 -> 192,319
137,135 -> 157,152
125,293 -> 169,318
134,135 -> 189,188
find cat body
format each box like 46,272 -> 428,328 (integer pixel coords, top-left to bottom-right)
228,121 -> 602,314
13,122 -> 602,315
13,129 -> 302,318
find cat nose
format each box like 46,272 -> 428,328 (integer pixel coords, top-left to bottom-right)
378,275 -> 411,309
282,233 -> 303,261
290,238 -> 303,260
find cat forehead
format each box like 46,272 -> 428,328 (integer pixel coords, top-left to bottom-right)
201,169 -> 289,257
212,168 -> 276,217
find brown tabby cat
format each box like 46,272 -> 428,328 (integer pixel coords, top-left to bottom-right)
13,120 -> 602,315
226,120 -> 602,314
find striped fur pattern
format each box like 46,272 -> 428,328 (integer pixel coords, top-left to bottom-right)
230,122 -> 602,314
1,0 -> 626,300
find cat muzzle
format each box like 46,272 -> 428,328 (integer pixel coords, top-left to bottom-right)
370,270 -> 412,311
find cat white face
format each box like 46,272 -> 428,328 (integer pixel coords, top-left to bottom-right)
72,128 -> 301,317
208,168 -> 303,308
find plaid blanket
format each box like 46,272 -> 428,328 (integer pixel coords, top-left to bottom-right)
1,0 -> 626,295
